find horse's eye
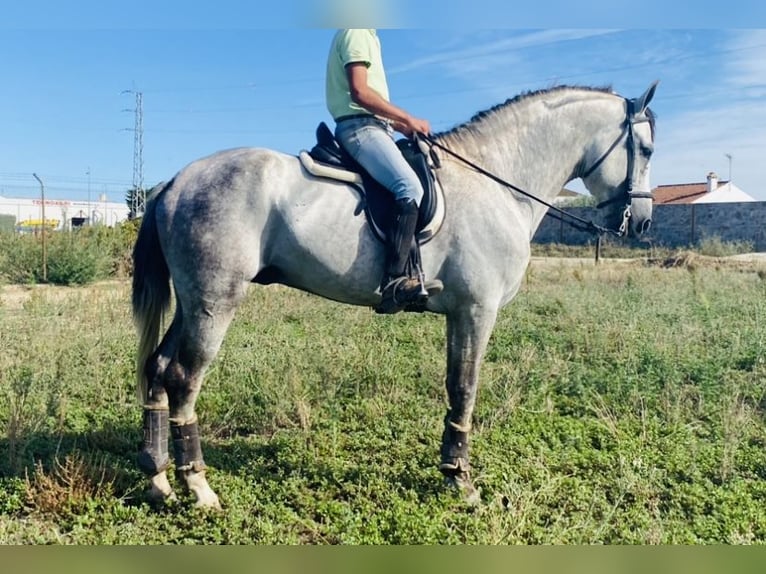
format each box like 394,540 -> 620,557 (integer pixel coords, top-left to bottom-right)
640,144 -> 654,158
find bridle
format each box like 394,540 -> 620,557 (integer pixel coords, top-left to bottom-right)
420,96 -> 654,238
580,97 -> 655,236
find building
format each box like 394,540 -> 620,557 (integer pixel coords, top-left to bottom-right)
554,187 -> 588,205
0,195 -> 130,232
653,172 -> 756,205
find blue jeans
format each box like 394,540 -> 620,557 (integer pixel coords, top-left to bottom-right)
335,116 -> 423,205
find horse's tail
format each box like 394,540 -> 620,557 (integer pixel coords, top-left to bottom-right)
132,181 -> 172,405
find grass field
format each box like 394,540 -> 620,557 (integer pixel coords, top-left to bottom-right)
1,255 -> 766,544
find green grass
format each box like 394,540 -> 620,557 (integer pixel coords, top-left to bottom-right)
2,259 -> 766,544
530,237 -> 756,260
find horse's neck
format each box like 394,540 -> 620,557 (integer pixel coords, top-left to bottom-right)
439,90 -> 617,217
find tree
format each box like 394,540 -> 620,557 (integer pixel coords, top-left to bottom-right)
125,186 -> 146,220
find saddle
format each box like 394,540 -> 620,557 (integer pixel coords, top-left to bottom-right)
298,122 -> 445,244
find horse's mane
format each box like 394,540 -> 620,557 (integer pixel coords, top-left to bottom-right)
437,84 -> 615,139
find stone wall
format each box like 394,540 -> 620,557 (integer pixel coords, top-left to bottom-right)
533,201 -> 766,250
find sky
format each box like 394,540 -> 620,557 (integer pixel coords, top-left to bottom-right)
2,2 -> 765,203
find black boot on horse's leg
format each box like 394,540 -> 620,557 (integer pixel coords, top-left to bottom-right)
439,413 -> 481,505
170,416 -> 220,509
137,406 -> 176,503
376,198 -> 426,314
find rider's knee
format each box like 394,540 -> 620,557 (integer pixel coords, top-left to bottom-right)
391,177 -> 423,206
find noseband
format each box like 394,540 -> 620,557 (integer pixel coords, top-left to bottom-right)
582,98 -> 654,235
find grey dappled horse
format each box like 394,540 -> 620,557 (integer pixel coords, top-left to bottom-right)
132,83 -> 658,508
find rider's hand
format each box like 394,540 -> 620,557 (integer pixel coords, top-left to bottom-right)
395,116 -> 431,137
408,117 -> 431,136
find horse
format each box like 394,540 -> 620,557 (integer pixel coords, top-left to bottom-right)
132,82 -> 658,508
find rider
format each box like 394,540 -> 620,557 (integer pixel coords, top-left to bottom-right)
326,28 -> 435,313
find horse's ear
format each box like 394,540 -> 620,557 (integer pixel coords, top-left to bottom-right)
632,80 -> 659,113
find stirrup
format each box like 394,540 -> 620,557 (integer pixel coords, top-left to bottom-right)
376,276 -> 426,314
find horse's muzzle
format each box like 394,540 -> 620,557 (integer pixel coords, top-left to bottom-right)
629,195 -> 653,236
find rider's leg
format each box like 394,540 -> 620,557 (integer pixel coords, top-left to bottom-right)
335,117 -> 429,311
377,197 -> 424,310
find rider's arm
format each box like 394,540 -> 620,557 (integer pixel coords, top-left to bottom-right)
345,63 -> 431,137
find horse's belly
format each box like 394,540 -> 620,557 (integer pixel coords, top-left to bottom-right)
265,189 -> 385,304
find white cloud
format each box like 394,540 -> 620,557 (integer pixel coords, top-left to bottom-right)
388,29 -> 618,75
724,29 -> 766,88
651,31 -> 766,198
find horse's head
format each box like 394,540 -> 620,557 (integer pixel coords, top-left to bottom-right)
581,81 -> 658,237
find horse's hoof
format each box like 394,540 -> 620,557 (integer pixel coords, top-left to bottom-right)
146,472 -> 177,505
146,488 -> 177,505
191,482 -> 222,510
444,473 -> 481,506
147,489 -> 178,508
182,469 -> 222,510
193,494 -> 222,511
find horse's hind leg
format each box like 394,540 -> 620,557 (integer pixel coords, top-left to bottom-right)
139,310 -> 182,503
138,286 -> 243,509
160,296 -> 242,509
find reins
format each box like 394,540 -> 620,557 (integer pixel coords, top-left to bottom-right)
419,105 -> 640,239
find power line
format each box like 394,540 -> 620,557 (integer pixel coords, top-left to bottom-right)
0,172 -> 132,185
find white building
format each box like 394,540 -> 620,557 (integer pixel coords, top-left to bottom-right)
0,195 -> 130,231
692,172 -> 756,204
654,171 -> 757,205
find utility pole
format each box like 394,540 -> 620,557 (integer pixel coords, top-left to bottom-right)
123,89 -> 145,217
86,166 -> 91,225
725,153 -> 733,183
32,173 -> 47,282
99,186 -> 108,227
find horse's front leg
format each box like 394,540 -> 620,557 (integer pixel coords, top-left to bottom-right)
440,306 -> 497,504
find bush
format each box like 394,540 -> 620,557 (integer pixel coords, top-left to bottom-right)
696,236 -> 754,257
45,232 -> 112,285
531,241 -> 671,259
0,224 -> 137,286
0,232 -> 41,284
0,214 -> 15,233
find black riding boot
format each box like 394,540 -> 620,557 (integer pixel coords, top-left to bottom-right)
376,198 -> 426,314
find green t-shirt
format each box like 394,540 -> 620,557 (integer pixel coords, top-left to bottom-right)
325,29 -> 390,120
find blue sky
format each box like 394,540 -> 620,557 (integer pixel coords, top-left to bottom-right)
2,2 -> 765,202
